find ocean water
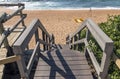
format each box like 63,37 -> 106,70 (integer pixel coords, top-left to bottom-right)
0,0 -> 120,10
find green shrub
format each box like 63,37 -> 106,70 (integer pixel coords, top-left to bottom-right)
99,15 -> 120,79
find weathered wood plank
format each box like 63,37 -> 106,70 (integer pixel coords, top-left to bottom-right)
72,38 -> 85,45
0,55 -> 21,65
34,70 -> 92,77
27,42 -> 40,75
85,40 -> 101,75
34,75 -> 93,79
36,64 -> 90,71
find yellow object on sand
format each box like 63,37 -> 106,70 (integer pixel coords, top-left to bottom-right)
75,18 -> 84,23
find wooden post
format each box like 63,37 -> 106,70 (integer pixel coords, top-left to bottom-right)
48,37 -> 51,50
13,46 -> 29,79
49,34 -> 54,49
42,31 -> 46,51
71,37 -> 73,49
0,22 -> 9,47
86,29 -> 90,41
49,34 -> 52,49
18,4 -> 26,28
74,35 -> 77,50
35,28 -> 40,58
51,34 -> 55,44
84,29 -> 90,54
69,34 -> 72,49
100,43 -> 113,79
35,28 -> 39,44
78,32 -> 81,50
45,34 -> 48,50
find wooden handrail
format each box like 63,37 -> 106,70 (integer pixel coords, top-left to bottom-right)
67,18 -> 113,79
0,15 -> 26,47
13,18 -> 54,79
0,3 -> 26,48
0,55 -> 21,65
14,19 -> 53,51
0,3 -> 27,78
13,19 -> 39,50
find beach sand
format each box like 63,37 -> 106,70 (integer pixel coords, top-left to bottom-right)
1,9 -> 120,44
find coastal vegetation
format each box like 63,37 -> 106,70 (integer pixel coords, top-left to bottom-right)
99,15 -> 120,79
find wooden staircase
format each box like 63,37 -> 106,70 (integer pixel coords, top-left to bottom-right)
0,3 -> 120,79
33,45 -> 93,79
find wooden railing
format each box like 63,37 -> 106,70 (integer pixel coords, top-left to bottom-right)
66,18 -> 113,79
13,19 -> 54,79
0,3 -> 26,48
0,3 -> 26,78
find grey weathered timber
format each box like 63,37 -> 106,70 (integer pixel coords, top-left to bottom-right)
27,42 -> 40,75
13,18 -> 54,79
13,46 -> 29,79
9,14 -> 26,33
0,15 -> 26,47
42,31 -> 46,50
7,6 -> 24,20
0,3 -> 26,47
0,23 -> 9,47
18,4 -> 26,28
34,45 -> 93,79
66,18 -> 113,79
0,3 -> 27,79
14,19 -> 39,50
0,6 -> 25,23
0,55 -> 21,65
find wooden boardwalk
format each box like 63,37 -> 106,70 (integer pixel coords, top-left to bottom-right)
33,45 -> 93,79
0,5 -> 117,78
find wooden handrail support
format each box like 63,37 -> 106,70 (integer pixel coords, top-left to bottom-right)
13,19 -> 54,79
66,18 -> 113,79
0,55 -> 21,65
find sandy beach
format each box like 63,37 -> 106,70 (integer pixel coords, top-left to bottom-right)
1,9 -> 120,44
